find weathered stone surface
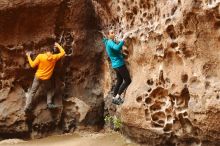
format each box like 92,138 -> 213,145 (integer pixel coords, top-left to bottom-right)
0,0 -> 104,138
62,97 -> 90,132
94,0 -> 220,145
1,0 -> 220,145
0,0 -> 62,10
0,85 -> 27,135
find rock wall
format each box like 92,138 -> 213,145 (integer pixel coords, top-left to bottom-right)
1,0 -> 220,145
0,0 -> 104,139
93,0 -> 220,145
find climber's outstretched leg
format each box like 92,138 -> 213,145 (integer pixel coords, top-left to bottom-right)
24,77 -> 41,113
112,70 -> 123,105
45,79 -> 58,109
113,65 -> 131,104
116,65 -> 131,95
113,70 -> 123,97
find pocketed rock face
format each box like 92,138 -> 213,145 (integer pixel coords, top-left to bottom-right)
1,0 -> 220,145
0,0 -> 104,138
93,0 -> 220,145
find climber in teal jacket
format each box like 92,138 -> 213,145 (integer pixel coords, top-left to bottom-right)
103,38 -> 125,68
103,30 -> 131,105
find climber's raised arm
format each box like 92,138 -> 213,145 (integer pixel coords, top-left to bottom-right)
53,42 -> 66,60
108,39 -> 124,51
26,52 -> 40,68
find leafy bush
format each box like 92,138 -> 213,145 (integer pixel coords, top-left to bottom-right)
105,115 -> 122,130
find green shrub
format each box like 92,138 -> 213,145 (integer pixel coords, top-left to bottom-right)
105,115 -> 122,130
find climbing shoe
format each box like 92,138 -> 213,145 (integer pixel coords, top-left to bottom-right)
118,97 -> 124,104
112,98 -> 121,105
47,103 -> 59,109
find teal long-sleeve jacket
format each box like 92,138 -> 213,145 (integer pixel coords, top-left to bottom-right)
103,38 -> 125,68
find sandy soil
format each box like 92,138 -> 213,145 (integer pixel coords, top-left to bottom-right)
0,131 -> 139,146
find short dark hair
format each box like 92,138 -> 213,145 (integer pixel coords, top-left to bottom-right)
42,45 -> 54,53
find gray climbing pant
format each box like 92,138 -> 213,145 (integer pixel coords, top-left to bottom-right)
24,76 -> 55,110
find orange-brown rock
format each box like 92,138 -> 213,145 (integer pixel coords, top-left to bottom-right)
95,0 -> 220,145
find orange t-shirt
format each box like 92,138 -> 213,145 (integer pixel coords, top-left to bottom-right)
28,45 -> 65,80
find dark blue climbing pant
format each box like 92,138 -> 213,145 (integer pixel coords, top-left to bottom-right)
113,65 -> 131,97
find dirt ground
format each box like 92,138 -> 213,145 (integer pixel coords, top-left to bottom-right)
0,131 -> 139,146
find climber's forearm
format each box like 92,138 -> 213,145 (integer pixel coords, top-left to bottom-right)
55,43 -> 65,57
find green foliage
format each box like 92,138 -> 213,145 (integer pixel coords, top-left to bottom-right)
105,115 -> 122,130
113,116 -> 122,129
104,115 -> 113,123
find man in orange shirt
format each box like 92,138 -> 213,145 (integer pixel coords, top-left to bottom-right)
24,42 -> 66,113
